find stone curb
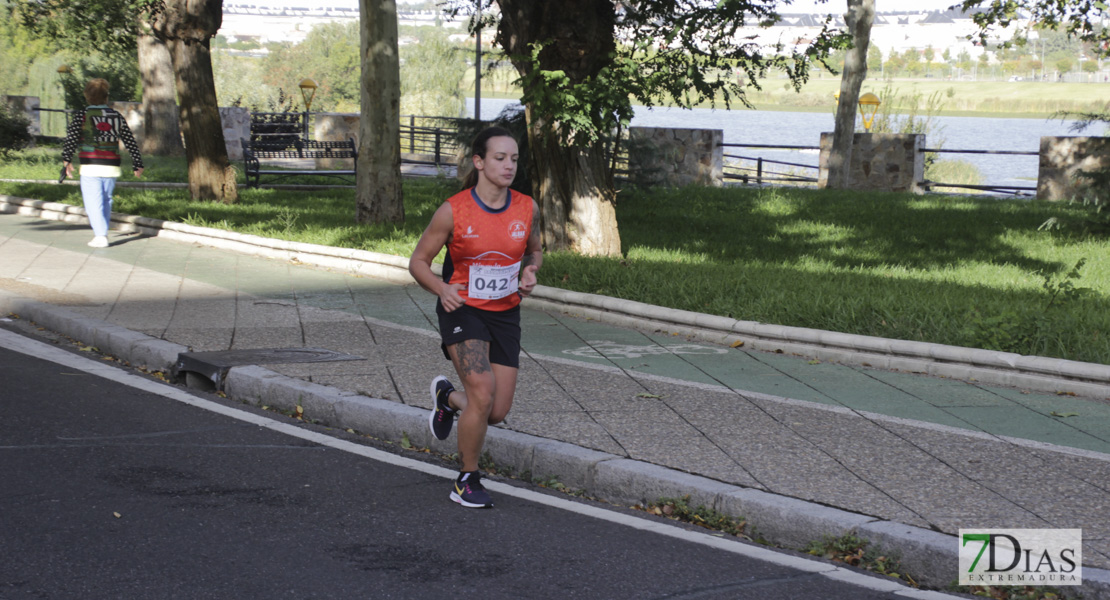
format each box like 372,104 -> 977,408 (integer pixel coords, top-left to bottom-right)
4,193 -> 1107,399
3,288 -> 1110,597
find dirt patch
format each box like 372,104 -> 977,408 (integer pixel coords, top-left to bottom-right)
0,277 -> 90,306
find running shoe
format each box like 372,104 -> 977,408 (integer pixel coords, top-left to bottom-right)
429,375 -> 457,441
451,471 -> 493,508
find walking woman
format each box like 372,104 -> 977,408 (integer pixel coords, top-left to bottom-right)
61,78 -> 143,248
408,126 -> 542,508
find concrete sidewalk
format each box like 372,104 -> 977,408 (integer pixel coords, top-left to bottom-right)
2,196 -> 1109,596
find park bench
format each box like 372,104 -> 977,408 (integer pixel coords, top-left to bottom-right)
241,137 -> 358,187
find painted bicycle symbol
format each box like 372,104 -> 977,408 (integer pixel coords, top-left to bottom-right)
563,340 -> 729,359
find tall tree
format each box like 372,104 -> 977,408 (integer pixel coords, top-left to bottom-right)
149,0 -> 238,202
138,21 -> 184,156
824,0 -> 875,190
11,0 -> 182,157
452,0 -> 848,256
357,0 -> 404,224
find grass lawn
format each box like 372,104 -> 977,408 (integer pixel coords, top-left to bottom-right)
2,148 -> 1108,365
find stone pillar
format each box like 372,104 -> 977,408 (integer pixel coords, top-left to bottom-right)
108,101 -> 143,148
628,127 -> 724,187
2,95 -> 41,143
312,112 -> 360,170
219,106 -> 250,161
1037,136 -> 1110,201
818,133 -> 924,193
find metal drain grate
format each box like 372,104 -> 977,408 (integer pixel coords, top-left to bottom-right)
173,347 -> 365,391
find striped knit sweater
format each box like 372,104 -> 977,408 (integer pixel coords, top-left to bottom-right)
61,105 -> 143,178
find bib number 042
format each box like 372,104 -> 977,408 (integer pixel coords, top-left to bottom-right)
468,262 -> 520,300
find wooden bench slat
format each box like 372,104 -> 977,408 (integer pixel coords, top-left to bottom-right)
241,137 -> 358,187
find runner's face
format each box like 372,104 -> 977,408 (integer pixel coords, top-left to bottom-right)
475,136 -> 518,188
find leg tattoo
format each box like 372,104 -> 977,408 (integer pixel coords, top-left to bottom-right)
456,339 -> 491,377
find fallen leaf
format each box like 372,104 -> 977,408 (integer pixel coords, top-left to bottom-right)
808,360 -> 821,365
1051,411 -> 1079,418
730,340 -> 744,348
401,432 -> 413,449
635,392 -> 663,399
79,346 -> 97,352
294,405 -> 304,420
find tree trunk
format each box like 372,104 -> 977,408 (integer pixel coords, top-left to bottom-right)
150,0 -> 238,203
496,0 -> 621,256
825,0 -> 875,189
356,0 -> 404,224
526,106 -> 620,255
138,31 -> 183,157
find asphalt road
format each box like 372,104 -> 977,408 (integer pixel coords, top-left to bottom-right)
0,324 -> 957,599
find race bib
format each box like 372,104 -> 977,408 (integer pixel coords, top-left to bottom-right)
468,262 -> 520,300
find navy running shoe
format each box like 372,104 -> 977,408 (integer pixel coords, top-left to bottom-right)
451,471 -> 493,508
429,375 -> 457,441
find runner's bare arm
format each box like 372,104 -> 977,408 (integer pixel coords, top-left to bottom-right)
409,203 -> 467,312
519,199 -> 543,297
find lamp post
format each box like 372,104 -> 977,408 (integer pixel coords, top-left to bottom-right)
298,78 -> 317,140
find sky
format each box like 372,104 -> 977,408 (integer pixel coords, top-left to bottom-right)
241,0 -> 969,15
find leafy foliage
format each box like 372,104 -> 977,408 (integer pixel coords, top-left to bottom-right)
399,27 -> 468,119
961,0 -> 1110,59
261,21 -> 361,112
56,54 -> 141,107
806,534 -> 910,583
8,0 -> 155,61
641,496 -> 749,538
445,0 -> 851,148
0,102 -> 32,157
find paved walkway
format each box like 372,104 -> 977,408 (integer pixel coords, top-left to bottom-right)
2,203 -> 1109,592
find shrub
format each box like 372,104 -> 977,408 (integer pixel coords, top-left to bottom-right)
0,103 -> 33,158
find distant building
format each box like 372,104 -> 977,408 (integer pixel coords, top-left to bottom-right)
219,4 -> 1022,66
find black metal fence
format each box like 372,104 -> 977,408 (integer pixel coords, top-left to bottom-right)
719,142 -> 1041,195
920,147 -> 1039,196
398,115 -> 465,166
720,143 -> 820,186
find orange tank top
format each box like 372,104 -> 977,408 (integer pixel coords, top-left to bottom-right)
442,187 -> 534,311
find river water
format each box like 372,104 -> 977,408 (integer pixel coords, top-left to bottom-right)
468,97 -> 1094,192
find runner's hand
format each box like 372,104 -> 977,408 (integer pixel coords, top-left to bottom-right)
519,265 -> 539,298
439,282 -> 467,312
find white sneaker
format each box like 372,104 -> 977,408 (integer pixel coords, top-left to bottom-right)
88,236 -> 109,248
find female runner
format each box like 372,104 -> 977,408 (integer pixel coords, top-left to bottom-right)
408,126 -> 542,508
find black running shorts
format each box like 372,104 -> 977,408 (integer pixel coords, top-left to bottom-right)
435,302 -> 521,368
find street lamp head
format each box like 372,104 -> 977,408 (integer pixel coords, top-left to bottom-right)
857,92 -> 881,131
299,78 -> 318,112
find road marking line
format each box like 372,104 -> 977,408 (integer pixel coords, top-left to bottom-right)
0,328 -> 957,598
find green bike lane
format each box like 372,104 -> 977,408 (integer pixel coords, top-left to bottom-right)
2,212 -> 1109,458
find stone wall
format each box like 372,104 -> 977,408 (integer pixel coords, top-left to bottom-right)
1,95 -> 41,141
313,112 -> 360,170
105,101 -> 247,161
219,106 -> 250,161
108,101 -> 143,147
1037,136 -> 1110,201
628,127 -> 724,187
818,133 -> 924,193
